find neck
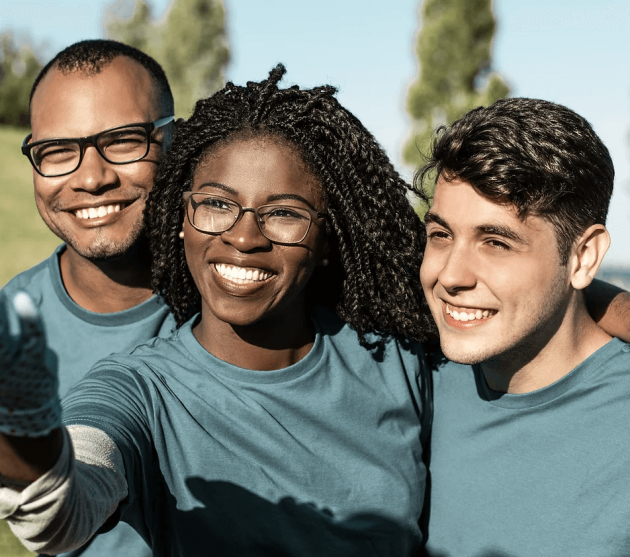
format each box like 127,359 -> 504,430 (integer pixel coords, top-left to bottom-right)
59,240 -> 154,313
482,293 -> 612,394
193,304 -> 315,371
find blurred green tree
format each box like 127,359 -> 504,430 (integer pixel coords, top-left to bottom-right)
104,0 -> 229,118
0,32 -> 43,127
404,0 -> 510,168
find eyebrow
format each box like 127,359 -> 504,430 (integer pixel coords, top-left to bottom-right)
196,183 -> 317,210
476,224 -> 528,244
424,212 -> 449,229
266,193 -> 317,211
197,182 -> 238,196
425,211 -> 528,244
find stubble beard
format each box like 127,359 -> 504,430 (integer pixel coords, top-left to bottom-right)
55,213 -> 146,262
440,271 -> 571,371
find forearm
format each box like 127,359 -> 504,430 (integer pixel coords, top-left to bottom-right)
586,279 -> 630,341
0,429 -> 64,488
1,425 -> 128,554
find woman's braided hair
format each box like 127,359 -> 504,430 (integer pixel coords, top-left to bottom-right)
148,64 -> 436,346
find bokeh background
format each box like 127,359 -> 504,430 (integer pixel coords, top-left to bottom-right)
0,0 -> 629,554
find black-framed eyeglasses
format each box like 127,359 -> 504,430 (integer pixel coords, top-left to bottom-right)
182,192 -> 328,245
21,116 -> 175,177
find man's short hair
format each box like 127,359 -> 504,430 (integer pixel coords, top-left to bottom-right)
30,39 -> 174,116
416,98 -> 614,264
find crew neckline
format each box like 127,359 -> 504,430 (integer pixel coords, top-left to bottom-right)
50,244 -> 167,326
177,313 -> 327,385
474,337 -> 624,409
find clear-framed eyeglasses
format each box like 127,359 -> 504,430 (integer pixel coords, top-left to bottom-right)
182,192 -> 328,245
21,116 -> 175,178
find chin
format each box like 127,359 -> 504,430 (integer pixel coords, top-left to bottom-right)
66,224 -> 145,261
439,336 -> 496,366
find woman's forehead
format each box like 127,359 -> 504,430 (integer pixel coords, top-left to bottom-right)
193,137 -> 324,205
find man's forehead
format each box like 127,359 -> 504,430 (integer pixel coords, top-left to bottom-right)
430,177 -> 551,238
30,56 -> 160,138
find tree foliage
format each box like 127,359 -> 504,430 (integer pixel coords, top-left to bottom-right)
0,32 -> 43,127
404,0 -> 510,168
104,0 -> 229,118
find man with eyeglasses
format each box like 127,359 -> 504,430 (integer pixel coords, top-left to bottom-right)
1,40 -> 176,557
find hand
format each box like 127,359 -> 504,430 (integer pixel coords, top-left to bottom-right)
0,291 -> 60,437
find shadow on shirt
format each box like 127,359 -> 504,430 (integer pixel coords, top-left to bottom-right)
133,476 -> 424,557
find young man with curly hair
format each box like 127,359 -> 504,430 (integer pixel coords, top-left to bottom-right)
419,98 -> 630,556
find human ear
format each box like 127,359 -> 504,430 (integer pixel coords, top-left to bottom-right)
569,224 -> 610,290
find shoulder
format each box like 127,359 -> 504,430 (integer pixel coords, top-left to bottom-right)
62,334 -> 189,415
2,247 -> 61,301
313,306 -> 427,374
85,330 -> 195,389
587,337 -> 630,379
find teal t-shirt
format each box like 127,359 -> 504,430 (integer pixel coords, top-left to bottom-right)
2,245 -> 176,398
425,338 -> 630,557
2,245 -> 176,557
62,309 -> 431,556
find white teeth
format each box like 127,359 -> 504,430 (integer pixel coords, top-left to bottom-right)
446,304 -> 495,322
215,264 -> 272,284
75,204 -> 123,220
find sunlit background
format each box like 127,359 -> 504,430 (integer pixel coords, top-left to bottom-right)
0,1 -> 629,553
0,0 -> 629,263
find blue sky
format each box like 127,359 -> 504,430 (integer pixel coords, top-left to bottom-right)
1,0 -> 629,264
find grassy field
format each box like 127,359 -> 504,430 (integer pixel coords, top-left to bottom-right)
0,125 -> 56,555
0,125 -> 61,286
0,520 -> 33,557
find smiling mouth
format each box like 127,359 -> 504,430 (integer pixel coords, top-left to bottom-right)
74,203 -> 128,220
215,263 -> 274,285
445,303 -> 497,322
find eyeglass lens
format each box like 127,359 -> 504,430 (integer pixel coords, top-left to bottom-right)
31,126 -> 151,176
189,194 -> 313,244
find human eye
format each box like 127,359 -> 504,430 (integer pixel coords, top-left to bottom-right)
265,206 -> 308,220
107,128 -> 147,146
485,238 -> 511,251
426,227 -> 451,243
33,141 -> 77,164
100,128 -> 147,152
199,196 -> 234,212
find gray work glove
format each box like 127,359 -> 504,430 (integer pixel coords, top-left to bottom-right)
0,291 -> 60,437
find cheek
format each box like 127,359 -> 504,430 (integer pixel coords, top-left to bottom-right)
123,163 -> 156,193
483,258 -> 565,310
182,229 -> 208,283
419,248 -> 443,291
33,179 -> 61,214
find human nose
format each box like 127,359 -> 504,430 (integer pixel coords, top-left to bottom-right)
436,241 -> 477,294
220,208 -> 272,252
67,145 -> 118,192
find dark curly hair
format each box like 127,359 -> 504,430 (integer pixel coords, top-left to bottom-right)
415,97 -> 614,265
148,64 -> 435,346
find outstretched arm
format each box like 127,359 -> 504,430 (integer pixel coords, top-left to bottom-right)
0,292 -> 63,486
0,292 -> 126,554
586,279 -> 630,342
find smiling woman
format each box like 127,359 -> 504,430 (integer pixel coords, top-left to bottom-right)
2,65 -> 435,556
